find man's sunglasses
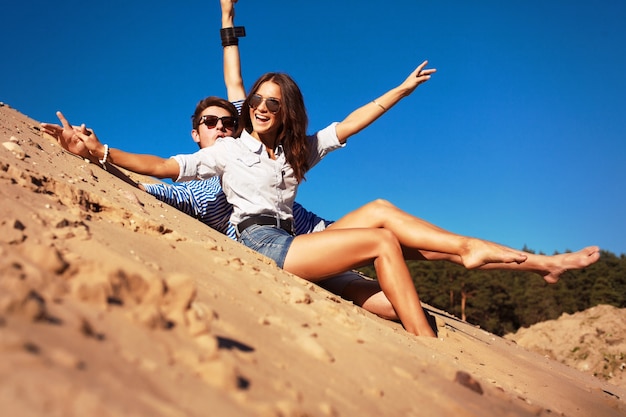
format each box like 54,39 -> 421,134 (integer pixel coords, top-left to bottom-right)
199,115 -> 237,130
249,94 -> 281,114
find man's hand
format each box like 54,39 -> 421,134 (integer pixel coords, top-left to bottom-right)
221,0 -> 238,26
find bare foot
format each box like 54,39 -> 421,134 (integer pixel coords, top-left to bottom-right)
542,246 -> 600,284
408,325 -> 437,338
402,311 -> 437,338
461,238 -> 528,269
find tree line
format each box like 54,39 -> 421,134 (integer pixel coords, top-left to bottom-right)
359,249 -> 626,336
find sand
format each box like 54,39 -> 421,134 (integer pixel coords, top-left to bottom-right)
506,304 -> 626,390
1,102 -> 625,416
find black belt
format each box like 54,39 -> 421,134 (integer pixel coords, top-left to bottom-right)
236,215 -> 294,236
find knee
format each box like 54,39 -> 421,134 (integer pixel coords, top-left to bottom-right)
375,228 -> 402,253
365,198 -> 394,210
362,199 -> 396,220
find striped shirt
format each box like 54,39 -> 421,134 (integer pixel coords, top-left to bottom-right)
142,178 -> 332,239
143,177 -> 237,238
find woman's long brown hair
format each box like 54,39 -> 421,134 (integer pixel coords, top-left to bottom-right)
242,73 -> 310,182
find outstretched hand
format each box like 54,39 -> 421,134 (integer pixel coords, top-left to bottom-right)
42,112 -> 142,187
400,60 -> 437,95
220,0 -> 238,20
41,111 -> 92,159
72,125 -> 106,160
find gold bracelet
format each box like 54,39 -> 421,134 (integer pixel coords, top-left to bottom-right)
372,100 -> 387,112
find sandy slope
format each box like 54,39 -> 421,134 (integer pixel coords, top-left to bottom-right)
506,304 -> 626,390
1,102 -> 625,416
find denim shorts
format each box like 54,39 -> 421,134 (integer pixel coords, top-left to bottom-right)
238,224 -> 294,268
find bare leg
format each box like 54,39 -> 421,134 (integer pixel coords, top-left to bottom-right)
342,279 -> 399,320
328,199 -> 527,269
328,199 -> 599,277
333,246 -> 598,323
405,247 -> 600,284
283,228 -> 435,337
331,245 -> 599,322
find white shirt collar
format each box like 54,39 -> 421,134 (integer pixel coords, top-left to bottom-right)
241,130 -> 283,156
240,130 -> 264,154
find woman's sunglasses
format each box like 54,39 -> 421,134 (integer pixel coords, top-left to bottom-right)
249,94 -> 281,114
199,115 -> 237,130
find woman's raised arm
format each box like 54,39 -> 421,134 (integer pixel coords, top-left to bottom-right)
59,112 -> 182,180
334,61 -> 436,143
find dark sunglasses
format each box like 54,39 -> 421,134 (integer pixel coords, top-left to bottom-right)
249,94 -> 281,114
199,115 -> 237,130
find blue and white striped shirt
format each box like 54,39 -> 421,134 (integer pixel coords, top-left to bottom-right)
143,177 -> 236,238
142,178 -> 332,240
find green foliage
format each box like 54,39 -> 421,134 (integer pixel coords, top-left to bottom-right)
358,250 -> 626,336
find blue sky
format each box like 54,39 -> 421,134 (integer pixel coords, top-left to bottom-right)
2,1 -> 625,256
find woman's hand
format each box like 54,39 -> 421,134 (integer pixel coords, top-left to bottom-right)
399,60 -> 437,96
72,126 -> 107,160
43,111 -> 178,179
335,60 -> 437,143
41,111 -> 93,159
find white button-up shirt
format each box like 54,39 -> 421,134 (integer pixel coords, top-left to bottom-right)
173,123 -> 343,227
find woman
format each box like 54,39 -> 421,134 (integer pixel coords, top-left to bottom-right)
66,62 -> 599,337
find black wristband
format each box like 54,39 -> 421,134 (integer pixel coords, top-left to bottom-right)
222,36 -> 238,47
220,26 -> 246,47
